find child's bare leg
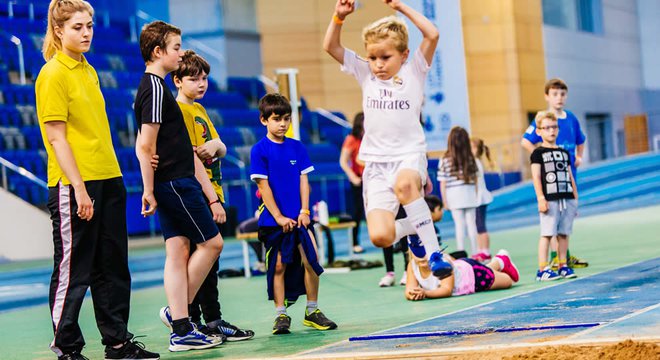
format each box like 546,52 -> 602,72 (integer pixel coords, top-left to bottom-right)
489,271 -> 513,290
273,252 -> 286,308
186,234 -> 223,302
366,210 -> 396,248
164,236 -> 191,320
395,169 -> 440,254
557,234 -> 569,266
477,232 -> 490,254
538,236 -> 552,270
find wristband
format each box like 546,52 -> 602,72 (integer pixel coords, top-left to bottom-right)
299,209 -> 310,215
332,14 -> 344,25
208,198 -> 221,206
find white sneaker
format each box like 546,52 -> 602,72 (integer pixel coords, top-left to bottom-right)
378,272 -> 395,287
399,273 -> 407,285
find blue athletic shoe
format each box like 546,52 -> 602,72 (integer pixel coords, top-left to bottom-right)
536,268 -> 561,281
407,235 -> 427,258
169,324 -> 223,352
428,251 -> 453,279
558,266 -> 578,279
159,306 -> 172,330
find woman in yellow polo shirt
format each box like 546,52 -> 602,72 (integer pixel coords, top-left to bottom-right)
35,1 -> 158,359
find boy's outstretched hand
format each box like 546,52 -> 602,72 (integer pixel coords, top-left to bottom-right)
335,0 -> 355,20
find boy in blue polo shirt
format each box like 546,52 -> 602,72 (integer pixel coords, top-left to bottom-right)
522,78 -> 588,269
250,94 -> 337,335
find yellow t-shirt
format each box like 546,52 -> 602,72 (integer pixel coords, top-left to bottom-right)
35,51 -> 121,187
178,101 -> 225,202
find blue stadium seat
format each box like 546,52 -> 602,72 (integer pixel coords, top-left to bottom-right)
227,77 -> 266,103
312,162 -> 342,176
219,109 -> 260,127
200,91 -> 248,109
307,143 -> 340,163
0,85 -> 35,105
320,125 -> 349,147
22,125 -> 42,149
0,105 -> 21,126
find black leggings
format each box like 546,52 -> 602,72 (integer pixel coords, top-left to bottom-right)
351,183 -> 364,246
383,238 -> 409,272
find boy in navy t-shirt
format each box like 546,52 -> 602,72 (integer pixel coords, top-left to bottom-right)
250,94 -> 337,335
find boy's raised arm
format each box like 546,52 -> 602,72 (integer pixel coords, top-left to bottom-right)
323,0 -> 355,64
387,0 -> 439,65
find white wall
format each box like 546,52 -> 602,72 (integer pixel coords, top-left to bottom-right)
0,188 -> 53,261
542,0 -> 644,160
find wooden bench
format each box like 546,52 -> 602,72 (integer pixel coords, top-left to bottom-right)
234,221 -> 358,278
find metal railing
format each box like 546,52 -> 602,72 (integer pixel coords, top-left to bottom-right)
0,155 -> 47,210
0,30 -> 26,85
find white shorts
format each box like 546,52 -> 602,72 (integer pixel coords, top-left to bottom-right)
362,153 -> 428,214
539,199 -> 578,237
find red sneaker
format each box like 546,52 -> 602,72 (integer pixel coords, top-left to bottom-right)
471,252 -> 492,263
496,249 -> 519,283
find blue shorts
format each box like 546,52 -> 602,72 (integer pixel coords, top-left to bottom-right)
154,176 -> 219,243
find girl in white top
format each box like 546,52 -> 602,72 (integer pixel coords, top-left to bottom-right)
437,127 -> 480,255
405,250 -> 519,301
324,0 -> 451,278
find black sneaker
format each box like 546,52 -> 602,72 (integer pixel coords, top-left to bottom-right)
207,319 -> 255,341
104,339 -> 160,360
302,309 -> 337,330
58,351 -> 88,360
272,314 -> 291,335
197,324 -> 228,343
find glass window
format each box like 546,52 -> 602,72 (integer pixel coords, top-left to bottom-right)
542,0 -> 602,34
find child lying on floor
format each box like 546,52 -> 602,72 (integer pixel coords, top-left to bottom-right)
404,248 -> 519,300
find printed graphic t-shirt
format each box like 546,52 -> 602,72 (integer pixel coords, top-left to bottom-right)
530,146 -> 575,201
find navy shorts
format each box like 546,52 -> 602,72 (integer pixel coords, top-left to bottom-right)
154,176 -> 219,243
476,204 -> 488,234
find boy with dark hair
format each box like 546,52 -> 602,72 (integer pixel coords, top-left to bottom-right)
153,50 -> 254,341
530,111 -> 579,281
250,93 -> 337,335
521,78 -> 588,269
134,21 -> 223,352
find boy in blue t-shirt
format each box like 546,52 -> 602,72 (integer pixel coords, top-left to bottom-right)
250,94 -> 337,335
521,78 -> 588,269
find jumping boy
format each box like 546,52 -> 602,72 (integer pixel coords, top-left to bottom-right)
250,94 -> 337,335
522,78 -> 588,269
323,0 -> 451,279
134,21 -> 223,351
155,49 -> 254,341
530,111 -> 579,281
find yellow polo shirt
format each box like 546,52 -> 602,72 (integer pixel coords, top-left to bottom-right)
178,101 -> 225,202
35,51 -> 122,187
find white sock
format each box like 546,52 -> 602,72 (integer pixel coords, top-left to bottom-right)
494,256 -> 504,269
403,198 -> 441,256
394,218 -> 416,242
